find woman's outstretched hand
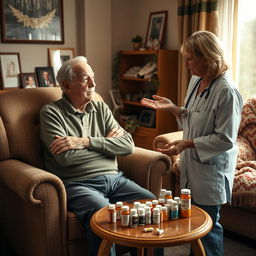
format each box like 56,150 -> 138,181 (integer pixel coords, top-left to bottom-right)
140,95 -> 174,110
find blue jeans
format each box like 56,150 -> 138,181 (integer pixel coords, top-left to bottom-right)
64,172 -> 156,256
192,202 -> 223,256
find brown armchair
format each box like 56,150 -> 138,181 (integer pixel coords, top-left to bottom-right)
0,88 -> 171,256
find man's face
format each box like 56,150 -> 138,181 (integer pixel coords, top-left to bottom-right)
68,62 -> 96,104
42,71 -> 49,80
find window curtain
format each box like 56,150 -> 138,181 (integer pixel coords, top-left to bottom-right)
217,0 -> 238,82
177,0 -> 219,106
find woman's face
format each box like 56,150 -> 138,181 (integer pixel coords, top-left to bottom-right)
185,53 -> 208,78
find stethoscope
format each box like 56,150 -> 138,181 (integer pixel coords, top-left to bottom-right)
184,77 -> 218,109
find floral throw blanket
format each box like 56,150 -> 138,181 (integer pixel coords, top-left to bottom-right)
232,97 -> 256,207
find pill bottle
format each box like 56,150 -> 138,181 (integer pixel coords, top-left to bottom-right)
145,201 -> 152,209
170,201 -> 179,219
133,201 -> 141,210
165,190 -> 173,201
153,207 -> 160,224
158,198 -> 165,205
115,201 -> 123,220
130,208 -> 138,227
162,206 -> 168,221
164,203 -> 171,219
121,206 -> 130,227
180,188 -> 191,217
138,208 -> 146,226
108,204 -> 116,224
152,199 -> 158,208
159,189 -> 166,199
145,206 -> 152,224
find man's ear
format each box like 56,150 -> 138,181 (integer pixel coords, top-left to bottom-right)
62,80 -> 71,90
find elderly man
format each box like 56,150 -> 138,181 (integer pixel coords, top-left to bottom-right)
40,56 -> 155,255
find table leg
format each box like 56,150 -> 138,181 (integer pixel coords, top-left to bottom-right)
137,247 -> 145,256
97,239 -> 113,256
191,239 -> 206,256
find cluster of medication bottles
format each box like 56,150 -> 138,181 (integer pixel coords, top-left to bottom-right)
108,188 -> 191,234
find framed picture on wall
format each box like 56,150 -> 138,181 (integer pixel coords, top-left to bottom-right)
48,47 -> 76,83
109,89 -> 124,109
0,52 -> 22,89
145,10 -> 168,49
138,109 -> 156,128
35,67 -> 55,87
1,0 -> 64,44
20,72 -> 38,88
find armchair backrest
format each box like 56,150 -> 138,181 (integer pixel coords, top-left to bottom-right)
0,88 -> 103,168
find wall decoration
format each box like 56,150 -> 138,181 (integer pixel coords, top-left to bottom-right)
35,66 -> 55,87
0,52 -> 22,89
20,72 -> 38,88
145,10 -> 168,50
1,0 -> 64,44
109,89 -> 124,116
48,47 -> 75,83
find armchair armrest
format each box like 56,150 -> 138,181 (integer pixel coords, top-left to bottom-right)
0,159 -> 67,256
153,131 -> 183,162
117,147 -> 171,197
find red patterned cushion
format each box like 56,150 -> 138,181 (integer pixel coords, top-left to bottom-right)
237,135 -> 255,161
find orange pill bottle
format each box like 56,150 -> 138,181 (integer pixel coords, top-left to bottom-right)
180,189 -> 191,218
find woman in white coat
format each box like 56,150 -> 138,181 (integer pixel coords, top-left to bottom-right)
141,31 -> 243,256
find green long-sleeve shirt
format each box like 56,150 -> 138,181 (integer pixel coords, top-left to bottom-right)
40,95 -> 135,181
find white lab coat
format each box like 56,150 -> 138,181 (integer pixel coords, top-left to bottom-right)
180,73 -> 243,205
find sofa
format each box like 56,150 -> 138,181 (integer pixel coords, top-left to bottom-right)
0,88 -> 171,256
153,96 -> 256,241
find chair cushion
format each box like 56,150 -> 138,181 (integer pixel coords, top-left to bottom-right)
67,211 -> 86,241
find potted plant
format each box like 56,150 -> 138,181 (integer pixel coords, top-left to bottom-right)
131,35 -> 143,50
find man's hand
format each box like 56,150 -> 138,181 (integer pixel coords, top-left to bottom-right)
50,135 -> 90,154
156,140 -> 194,156
106,128 -> 125,138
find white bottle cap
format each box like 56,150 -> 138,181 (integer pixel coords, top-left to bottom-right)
181,188 -> 191,194
109,204 -> 115,210
116,201 -> 123,207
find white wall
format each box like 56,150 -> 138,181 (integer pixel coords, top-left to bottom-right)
0,0 -> 77,72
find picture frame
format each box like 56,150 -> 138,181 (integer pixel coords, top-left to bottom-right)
35,67 -> 55,87
109,89 -> 124,109
145,10 -> 168,49
138,110 -> 156,128
1,0 -> 64,44
48,47 -> 75,83
0,52 -> 22,89
20,72 -> 38,88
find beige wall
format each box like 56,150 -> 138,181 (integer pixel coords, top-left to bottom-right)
0,0 -> 77,72
111,0 -> 178,57
84,0 -> 112,103
0,0 -> 178,106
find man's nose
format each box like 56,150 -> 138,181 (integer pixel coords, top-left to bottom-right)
88,77 -> 96,88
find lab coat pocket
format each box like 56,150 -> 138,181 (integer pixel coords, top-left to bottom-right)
189,158 -> 219,202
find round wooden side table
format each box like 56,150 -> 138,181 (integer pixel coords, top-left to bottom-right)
90,204 -> 212,256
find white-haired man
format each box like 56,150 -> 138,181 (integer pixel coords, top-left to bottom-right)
40,56 -> 156,255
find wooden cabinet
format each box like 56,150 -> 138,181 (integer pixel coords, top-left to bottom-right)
118,49 -> 179,149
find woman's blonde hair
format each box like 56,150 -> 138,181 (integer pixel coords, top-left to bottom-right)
180,30 -> 228,79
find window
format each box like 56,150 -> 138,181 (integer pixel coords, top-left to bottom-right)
218,0 -> 256,100
236,0 -> 256,99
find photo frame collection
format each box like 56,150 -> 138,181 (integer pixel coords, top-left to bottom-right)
0,47 -> 75,89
